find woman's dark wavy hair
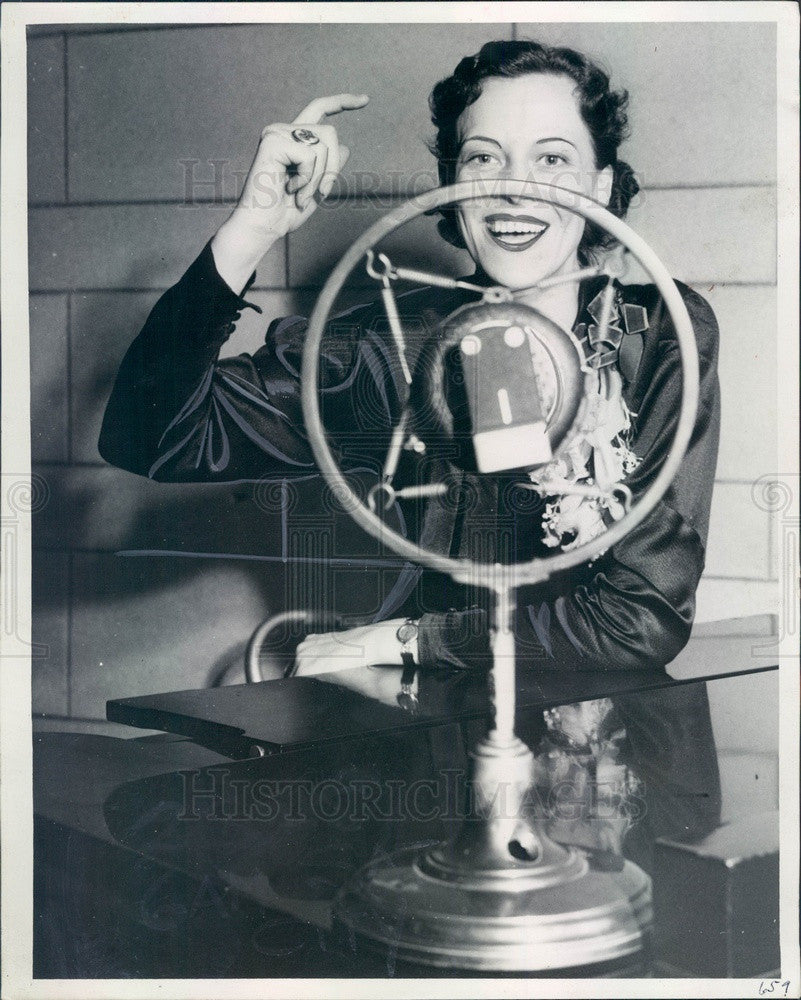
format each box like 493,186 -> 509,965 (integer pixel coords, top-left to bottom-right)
429,39 -> 640,263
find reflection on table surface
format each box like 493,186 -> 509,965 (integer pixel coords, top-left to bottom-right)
33,617 -> 781,978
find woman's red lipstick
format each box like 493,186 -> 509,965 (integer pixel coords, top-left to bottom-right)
484,213 -> 550,252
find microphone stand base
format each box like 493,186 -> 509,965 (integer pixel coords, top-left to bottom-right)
332,846 -> 652,974
332,734 -> 652,974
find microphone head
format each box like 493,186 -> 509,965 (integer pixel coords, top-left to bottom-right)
410,300 -> 589,475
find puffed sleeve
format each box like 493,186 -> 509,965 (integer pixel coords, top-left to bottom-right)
98,243 -> 402,482
417,282 -> 721,674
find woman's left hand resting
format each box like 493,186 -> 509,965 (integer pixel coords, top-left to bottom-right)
295,621 -> 411,709
294,620 -> 407,675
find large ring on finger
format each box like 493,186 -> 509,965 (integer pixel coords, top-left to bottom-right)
291,127 -> 320,146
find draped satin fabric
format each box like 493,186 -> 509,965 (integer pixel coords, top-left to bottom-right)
99,241 -> 724,850
100,243 -> 721,677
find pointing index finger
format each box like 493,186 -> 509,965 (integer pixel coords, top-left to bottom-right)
293,93 -> 369,125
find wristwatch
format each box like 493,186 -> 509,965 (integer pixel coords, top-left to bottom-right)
396,619 -> 419,713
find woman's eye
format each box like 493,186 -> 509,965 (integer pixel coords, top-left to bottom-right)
466,153 -> 498,166
539,153 -> 567,168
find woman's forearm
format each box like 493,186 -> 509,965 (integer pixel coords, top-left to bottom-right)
210,213 -> 282,296
98,242 -> 259,476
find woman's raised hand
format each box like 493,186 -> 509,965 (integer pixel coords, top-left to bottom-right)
211,93 -> 369,293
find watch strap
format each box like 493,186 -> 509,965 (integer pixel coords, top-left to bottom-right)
400,652 -> 417,687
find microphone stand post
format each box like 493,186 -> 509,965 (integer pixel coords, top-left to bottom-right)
332,572 -> 653,974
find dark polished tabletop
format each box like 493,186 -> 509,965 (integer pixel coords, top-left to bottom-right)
106,615 -> 779,757
33,615 -> 781,978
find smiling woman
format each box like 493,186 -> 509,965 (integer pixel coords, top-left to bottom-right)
431,42 -> 637,284
98,38 -> 723,852
452,73 -> 614,328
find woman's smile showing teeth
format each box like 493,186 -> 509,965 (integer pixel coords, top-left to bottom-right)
484,213 -> 549,252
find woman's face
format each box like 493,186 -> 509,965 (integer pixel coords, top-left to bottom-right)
454,73 -> 613,290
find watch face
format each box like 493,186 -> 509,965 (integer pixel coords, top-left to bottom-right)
396,622 -> 419,644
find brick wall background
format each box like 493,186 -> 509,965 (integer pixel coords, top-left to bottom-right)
27,22 -> 778,753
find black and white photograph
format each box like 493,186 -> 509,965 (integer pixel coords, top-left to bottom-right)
2,2 -> 799,995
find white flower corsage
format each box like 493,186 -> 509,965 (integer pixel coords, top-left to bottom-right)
530,367 -> 640,552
